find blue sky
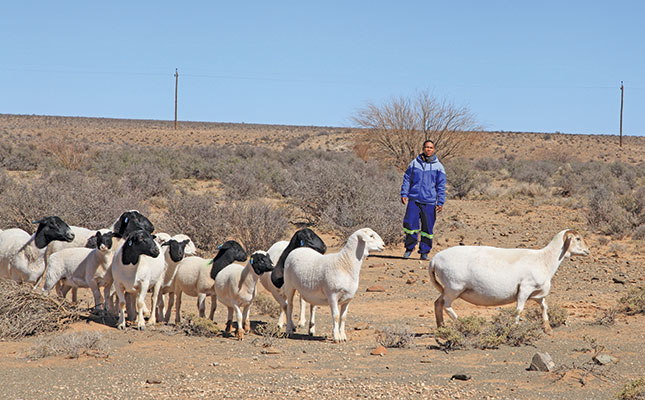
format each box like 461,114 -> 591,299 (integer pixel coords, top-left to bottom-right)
1,1 -> 643,135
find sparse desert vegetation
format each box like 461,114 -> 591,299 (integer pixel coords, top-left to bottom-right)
0,114 -> 644,399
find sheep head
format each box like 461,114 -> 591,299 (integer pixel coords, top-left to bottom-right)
559,229 -> 590,260
32,216 -> 75,249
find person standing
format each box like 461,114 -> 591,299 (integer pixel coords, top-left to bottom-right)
400,140 -> 446,260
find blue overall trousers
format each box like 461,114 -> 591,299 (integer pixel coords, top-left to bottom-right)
403,200 -> 436,255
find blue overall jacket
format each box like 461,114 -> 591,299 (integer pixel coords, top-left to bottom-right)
400,154 -> 446,206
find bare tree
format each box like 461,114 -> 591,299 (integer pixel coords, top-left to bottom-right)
352,90 -> 481,169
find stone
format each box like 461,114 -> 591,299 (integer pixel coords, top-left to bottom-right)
593,354 -> 618,365
528,352 -> 555,371
146,378 -> 162,384
406,278 -> 416,284
366,285 -> 385,292
370,346 -> 387,356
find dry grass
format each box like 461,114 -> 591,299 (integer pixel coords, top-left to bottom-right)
375,326 -> 414,348
618,377 -> 645,400
0,279 -> 84,340
252,322 -> 285,348
177,314 -> 220,338
28,331 -> 109,360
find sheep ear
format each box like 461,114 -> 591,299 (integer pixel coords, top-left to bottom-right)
559,231 -> 572,260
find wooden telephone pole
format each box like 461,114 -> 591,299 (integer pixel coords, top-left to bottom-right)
174,68 -> 179,130
619,81 -> 624,147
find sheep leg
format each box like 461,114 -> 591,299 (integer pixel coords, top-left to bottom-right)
514,286 -> 533,324
297,294 -> 307,329
174,289 -> 183,324
225,307 -> 234,334
232,303 -> 245,340
147,281 -> 162,326
198,293 -> 207,318
156,293 -> 165,323
115,284 -> 127,330
339,302 -> 350,342
434,294 -> 445,327
442,294 -> 460,322
208,295 -> 217,321
242,304 -> 251,333
71,287 -> 78,303
328,293 -> 342,343
284,287 -> 297,336
308,304 -> 316,336
88,279 -> 102,310
164,292 -> 174,323
276,294 -> 288,329
536,297 -> 552,335
135,282 -> 150,330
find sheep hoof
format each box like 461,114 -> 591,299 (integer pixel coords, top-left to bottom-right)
236,330 -> 245,341
117,323 -> 126,331
225,320 -> 233,333
243,322 -> 251,332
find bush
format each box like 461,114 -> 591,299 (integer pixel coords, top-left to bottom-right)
178,314 -> 220,337
376,326 -> 414,348
286,154 -> 402,245
0,280 -> 83,340
617,287 -> 645,316
619,377 -> 645,400
509,159 -> 558,187
0,169 -> 148,232
525,304 -> 568,328
253,292 -> 281,318
586,187 -> 631,238
446,159 -> 478,199
0,141 -> 41,171
28,331 -> 108,360
160,194 -> 290,254
633,225 -> 645,241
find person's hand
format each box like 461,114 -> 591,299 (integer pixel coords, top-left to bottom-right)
436,205 -> 443,213
401,197 -> 408,205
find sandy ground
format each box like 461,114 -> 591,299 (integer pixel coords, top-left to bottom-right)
1,115 -> 644,399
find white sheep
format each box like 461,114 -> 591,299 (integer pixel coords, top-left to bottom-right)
154,236 -> 192,321
428,229 -> 590,333
283,228 -> 385,343
42,231 -> 118,309
214,251 -> 274,340
110,230 -> 164,330
0,217 -> 75,283
171,241 -> 247,324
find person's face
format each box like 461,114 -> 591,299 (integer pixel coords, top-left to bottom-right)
423,142 -> 435,157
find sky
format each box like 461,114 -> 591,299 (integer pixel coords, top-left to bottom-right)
1,1 -> 644,136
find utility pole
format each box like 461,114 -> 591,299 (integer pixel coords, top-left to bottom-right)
619,81 -> 624,147
174,68 -> 179,130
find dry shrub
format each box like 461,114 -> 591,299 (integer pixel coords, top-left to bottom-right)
44,141 -> 91,171
161,194 -> 289,254
253,292 -> 281,318
586,187 -> 631,238
505,182 -> 549,199
593,307 -> 617,326
619,377 -> 645,400
446,159 -> 479,199
178,314 -> 219,337
525,303 -> 568,328
633,225 -> 645,241
0,279 -> 84,340
618,287 -> 645,316
0,169 -> 148,231
28,331 -> 108,360
253,322 -> 285,348
376,326 -> 414,348
0,141 -> 41,171
222,200 -> 290,254
286,155 -> 402,245
433,309 -> 543,351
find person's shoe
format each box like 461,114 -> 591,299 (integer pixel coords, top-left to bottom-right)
403,250 -> 412,259
420,253 -> 429,261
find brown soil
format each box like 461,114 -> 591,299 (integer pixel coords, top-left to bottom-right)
1,114 -> 644,399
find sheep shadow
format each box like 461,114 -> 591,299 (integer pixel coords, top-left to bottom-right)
368,254 -> 412,260
285,332 -> 327,342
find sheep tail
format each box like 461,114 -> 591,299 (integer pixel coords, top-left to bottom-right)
428,258 -> 444,294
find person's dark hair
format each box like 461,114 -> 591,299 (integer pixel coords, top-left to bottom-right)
423,140 -> 435,147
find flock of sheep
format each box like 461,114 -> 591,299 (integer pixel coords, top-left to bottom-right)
0,210 -> 590,342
